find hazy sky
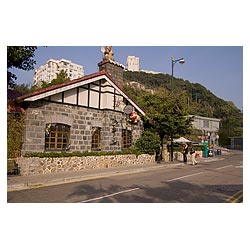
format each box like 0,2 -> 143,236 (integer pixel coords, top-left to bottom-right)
12,46 -> 243,109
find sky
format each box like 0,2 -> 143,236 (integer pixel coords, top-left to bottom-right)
1,1 -> 249,249
13,46 -> 243,109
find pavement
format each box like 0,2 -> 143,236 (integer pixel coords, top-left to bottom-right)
7,155 -> 225,192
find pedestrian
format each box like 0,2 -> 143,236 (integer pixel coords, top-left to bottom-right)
190,144 -> 198,165
182,143 -> 188,164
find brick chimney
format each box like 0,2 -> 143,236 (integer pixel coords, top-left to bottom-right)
98,60 -> 125,89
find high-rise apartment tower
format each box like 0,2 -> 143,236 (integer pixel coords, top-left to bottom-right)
33,58 -> 84,87
126,56 -> 140,71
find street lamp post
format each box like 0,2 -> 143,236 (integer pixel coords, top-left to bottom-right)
171,56 -> 185,92
170,56 -> 185,161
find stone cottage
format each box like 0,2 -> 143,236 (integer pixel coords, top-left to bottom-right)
16,55 -> 145,155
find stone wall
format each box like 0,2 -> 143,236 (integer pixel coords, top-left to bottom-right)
17,154 -> 155,176
21,100 -> 143,154
162,150 -> 203,161
15,150 -> 204,176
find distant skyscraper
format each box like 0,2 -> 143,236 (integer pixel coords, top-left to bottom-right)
33,58 -> 84,87
126,56 -> 140,71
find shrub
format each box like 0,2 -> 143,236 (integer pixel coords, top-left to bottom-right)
7,113 -> 25,158
134,130 -> 161,155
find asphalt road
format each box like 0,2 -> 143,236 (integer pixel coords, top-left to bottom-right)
7,152 -> 243,203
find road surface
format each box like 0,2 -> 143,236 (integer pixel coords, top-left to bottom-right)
8,152 -> 243,203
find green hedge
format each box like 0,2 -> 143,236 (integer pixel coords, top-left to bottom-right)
23,149 -> 142,158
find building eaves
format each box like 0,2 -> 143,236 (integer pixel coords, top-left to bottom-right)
16,70 -> 107,103
188,114 -> 220,122
16,70 -> 145,116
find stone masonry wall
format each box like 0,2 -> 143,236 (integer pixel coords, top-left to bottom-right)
17,154 -> 155,176
21,100 -> 143,154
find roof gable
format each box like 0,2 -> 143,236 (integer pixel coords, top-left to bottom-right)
17,70 -> 145,116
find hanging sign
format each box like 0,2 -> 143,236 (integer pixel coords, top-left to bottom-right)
124,105 -> 133,115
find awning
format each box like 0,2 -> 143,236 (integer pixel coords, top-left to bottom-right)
173,137 -> 191,143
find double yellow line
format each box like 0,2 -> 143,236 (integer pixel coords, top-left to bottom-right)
225,190 -> 243,203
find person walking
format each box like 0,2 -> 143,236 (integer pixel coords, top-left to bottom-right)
182,143 -> 188,164
190,144 -> 198,165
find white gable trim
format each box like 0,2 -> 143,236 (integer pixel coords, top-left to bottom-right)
24,75 -> 104,102
24,74 -> 145,116
104,76 -> 145,116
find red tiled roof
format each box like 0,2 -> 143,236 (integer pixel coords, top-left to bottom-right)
15,69 -> 146,115
16,70 -> 109,102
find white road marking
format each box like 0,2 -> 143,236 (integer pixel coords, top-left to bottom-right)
167,172 -> 204,182
235,165 -> 243,168
215,165 -> 233,170
79,187 -> 140,203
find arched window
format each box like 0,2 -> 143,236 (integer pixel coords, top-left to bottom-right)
92,127 -> 101,151
45,123 -> 70,151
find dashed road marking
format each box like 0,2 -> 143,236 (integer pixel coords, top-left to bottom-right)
215,165 -> 233,170
79,187 -> 140,203
166,172 -> 204,182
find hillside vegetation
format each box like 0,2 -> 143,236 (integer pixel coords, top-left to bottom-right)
123,71 -> 243,147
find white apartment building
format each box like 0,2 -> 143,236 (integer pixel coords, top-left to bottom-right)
126,56 -> 140,71
33,58 -> 84,87
126,56 -> 162,74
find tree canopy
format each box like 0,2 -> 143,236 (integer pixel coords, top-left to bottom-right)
123,70 -> 243,147
39,70 -> 70,88
136,88 -> 193,143
7,46 -> 37,87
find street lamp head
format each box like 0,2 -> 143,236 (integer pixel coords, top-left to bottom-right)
179,58 -> 185,64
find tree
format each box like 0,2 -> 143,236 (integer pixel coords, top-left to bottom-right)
7,46 -> 37,87
124,70 -> 243,148
51,70 -> 70,85
40,70 -> 70,88
139,88 -> 193,161
13,83 -> 30,94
